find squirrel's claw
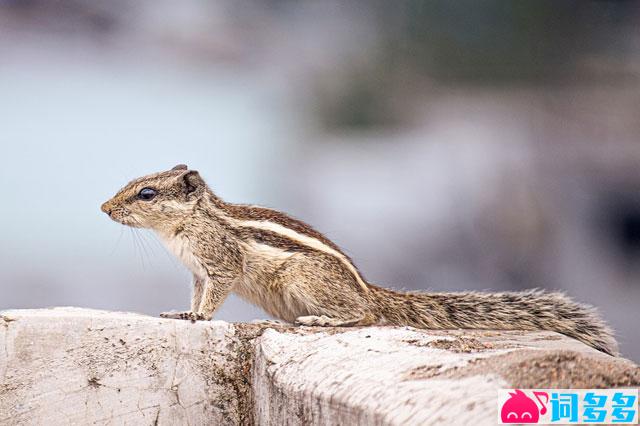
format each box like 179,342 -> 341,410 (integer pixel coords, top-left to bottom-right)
160,311 -> 206,323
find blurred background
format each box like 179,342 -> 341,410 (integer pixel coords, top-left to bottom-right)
1,0 -> 639,360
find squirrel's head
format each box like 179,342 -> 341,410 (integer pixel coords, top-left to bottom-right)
101,164 -> 206,231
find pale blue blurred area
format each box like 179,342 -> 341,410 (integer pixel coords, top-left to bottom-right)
1,0 -> 639,361
0,40 -> 296,321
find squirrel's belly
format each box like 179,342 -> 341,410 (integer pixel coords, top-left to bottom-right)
233,275 -> 300,321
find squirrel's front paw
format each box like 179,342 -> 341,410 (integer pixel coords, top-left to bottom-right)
160,311 -> 206,323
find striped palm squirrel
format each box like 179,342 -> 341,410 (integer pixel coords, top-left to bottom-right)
101,164 -> 618,355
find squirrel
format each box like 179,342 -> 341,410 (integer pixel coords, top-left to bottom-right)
101,164 -> 618,356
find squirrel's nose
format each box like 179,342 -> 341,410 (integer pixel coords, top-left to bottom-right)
101,201 -> 112,215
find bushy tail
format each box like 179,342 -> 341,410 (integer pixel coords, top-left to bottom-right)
370,285 -> 618,356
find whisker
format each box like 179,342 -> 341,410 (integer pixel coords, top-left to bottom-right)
129,227 -> 146,271
144,231 -> 182,270
134,229 -> 153,267
137,230 -> 151,269
137,230 -> 159,257
109,227 -> 125,256
128,216 -> 155,267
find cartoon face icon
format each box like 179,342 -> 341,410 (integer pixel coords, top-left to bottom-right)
501,390 -> 548,424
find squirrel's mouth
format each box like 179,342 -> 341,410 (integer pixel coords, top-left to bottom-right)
114,215 -> 144,228
101,203 -> 143,228
112,213 -> 144,228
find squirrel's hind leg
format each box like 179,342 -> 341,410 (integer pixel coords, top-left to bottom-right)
268,252 -> 379,327
295,313 -> 376,327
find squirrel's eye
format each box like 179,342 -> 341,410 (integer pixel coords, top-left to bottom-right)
138,188 -> 157,201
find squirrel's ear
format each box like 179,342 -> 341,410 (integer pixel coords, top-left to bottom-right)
182,170 -> 204,197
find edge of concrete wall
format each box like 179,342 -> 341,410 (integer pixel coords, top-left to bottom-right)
1,308 -> 638,425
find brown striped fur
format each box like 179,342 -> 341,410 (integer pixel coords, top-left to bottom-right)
101,166 -> 619,356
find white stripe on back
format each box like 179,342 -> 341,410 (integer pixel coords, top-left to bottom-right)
216,211 -> 369,292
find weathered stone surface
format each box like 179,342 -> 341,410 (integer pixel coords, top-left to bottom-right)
253,327 -> 639,425
0,308 -> 254,425
1,308 -> 638,426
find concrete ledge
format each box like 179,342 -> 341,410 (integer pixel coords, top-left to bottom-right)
0,308 -> 259,425
1,308 -> 638,425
